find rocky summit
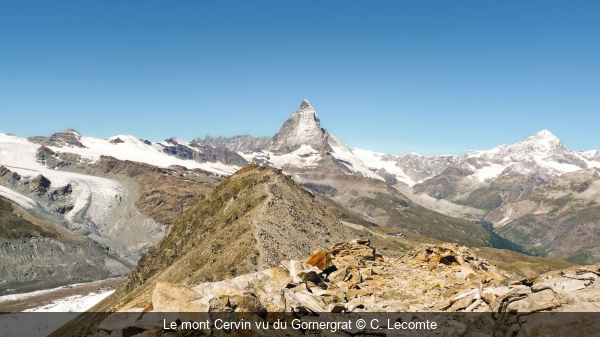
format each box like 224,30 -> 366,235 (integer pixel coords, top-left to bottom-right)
80,239 -> 600,336
268,100 -> 331,155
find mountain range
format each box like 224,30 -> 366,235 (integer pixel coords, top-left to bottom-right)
2,99 -> 600,297
52,164 -> 598,337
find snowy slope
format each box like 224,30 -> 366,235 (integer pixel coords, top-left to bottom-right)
58,134 -> 240,175
0,132 -> 238,225
325,133 -> 383,180
23,290 -> 115,312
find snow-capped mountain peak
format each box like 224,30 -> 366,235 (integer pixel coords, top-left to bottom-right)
300,99 -> 316,113
518,129 -> 566,154
268,100 -> 326,154
530,129 -> 555,139
459,130 -> 599,182
465,130 -> 567,162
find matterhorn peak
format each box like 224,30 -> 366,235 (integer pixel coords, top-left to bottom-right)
297,99 -> 319,120
300,99 -> 313,110
268,100 -> 328,154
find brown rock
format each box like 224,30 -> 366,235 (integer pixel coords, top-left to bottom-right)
152,282 -> 199,312
305,250 -> 333,271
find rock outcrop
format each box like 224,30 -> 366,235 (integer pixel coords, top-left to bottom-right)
86,240 -> 600,336
28,129 -> 87,148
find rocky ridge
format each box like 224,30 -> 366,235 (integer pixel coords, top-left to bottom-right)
97,164 -> 355,311
91,239 -> 600,336
192,135 -> 272,152
160,138 -> 248,166
28,129 -> 87,148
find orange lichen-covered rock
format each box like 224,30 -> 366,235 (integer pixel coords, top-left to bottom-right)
305,249 -> 333,271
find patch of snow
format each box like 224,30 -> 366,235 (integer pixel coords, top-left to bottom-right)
351,148 -> 415,186
237,151 -> 259,162
326,134 -> 383,181
535,157 -> 581,173
265,145 -> 322,168
0,290 -> 114,337
469,164 -> 508,182
24,290 -> 114,312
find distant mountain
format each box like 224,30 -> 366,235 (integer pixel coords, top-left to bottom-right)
191,135 -> 271,152
238,100 -> 383,180
0,133 -> 222,294
411,130 -> 600,263
352,149 -> 460,186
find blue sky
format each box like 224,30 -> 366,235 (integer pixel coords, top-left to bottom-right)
1,1 -> 598,156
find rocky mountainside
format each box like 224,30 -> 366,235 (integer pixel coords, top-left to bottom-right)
98,164 -> 355,311
28,128 -> 87,148
192,135 -> 272,152
161,138 -> 248,166
55,239 -> 600,336
0,195 -> 131,295
267,100 -> 332,155
488,169 -> 600,264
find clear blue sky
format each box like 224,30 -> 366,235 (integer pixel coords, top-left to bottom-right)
1,1 -> 598,156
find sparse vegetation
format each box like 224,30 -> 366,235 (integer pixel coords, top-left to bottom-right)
0,197 -> 57,239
